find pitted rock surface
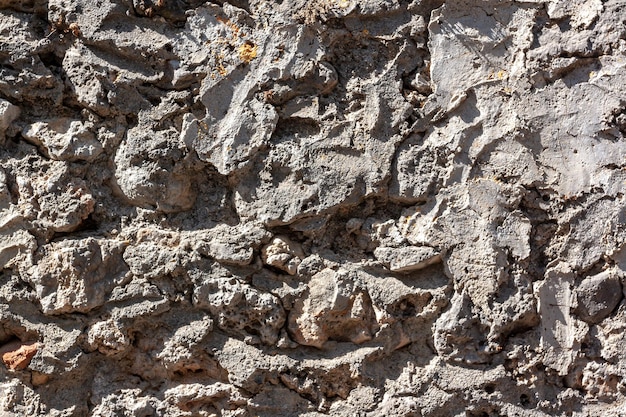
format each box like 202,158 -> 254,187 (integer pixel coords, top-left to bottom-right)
0,0 -> 625,416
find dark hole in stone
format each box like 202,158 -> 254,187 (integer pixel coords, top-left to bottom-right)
38,52 -> 63,68
520,393 -> 530,407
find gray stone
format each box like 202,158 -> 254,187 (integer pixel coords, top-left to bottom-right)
26,238 -> 129,315
574,269 -> 623,324
1,0 -> 626,415
114,126 -> 196,213
0,99 -> 19,144
22,118 -> 103,162
374,245 -> 441,272
261,235 -> 304,275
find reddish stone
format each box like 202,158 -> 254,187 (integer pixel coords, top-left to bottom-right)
1,342 -> 39,371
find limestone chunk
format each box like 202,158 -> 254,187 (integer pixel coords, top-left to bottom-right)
164,382 -> 233,407
157,316 -> 214,372
23,165 -> 96,234
574,268 -> 623,324
560,198 -> 625,271
194,277 -> 285,345
433,291 -> 491,364
390,137 -> 439,203
535,264 -> 589,375
91,390 -> 159,417
288,268 -> 377,348
0,229 -> 36,270
261,236 -> 304,275
495,211 -> 532,260
86,320 -> 130,356
22,118 -> 103,162
580,361 -> 623,401
114,126 -> 196,213
373,245 -> 441,273
207,242 -> 254,266
123,229 -> 187,280
31,324 -> 83,376
196,222 -> 270,266
0,99 -> 19,144
0,379 -> 42,416
27,238 -> 129,315
164,382 -> 246,415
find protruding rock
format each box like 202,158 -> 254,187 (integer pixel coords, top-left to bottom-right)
27,238 -> 129,315
574,268 -> 623,324
26,165 -> 95,233
22,118 -> 103,162
157,316 -> 214,372
288,268 -> 377,348
196,223 -> 270,266
261,236 -> 305,275
114,126 -> 196,213
86,319 -> 130,356
0,99 -> 19,144
374,245 -> 441,272
0,230 -> 36,270
0,341 -> 39,371
194,277 -> 285,345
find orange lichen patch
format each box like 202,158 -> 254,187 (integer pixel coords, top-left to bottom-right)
216,16 -> 240,38
68,22 -> 81,37
238,41 -> 257,63
263,90 -> 275,103
1,342 -> 40,371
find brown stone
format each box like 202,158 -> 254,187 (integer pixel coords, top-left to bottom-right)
1,342 -> 40,371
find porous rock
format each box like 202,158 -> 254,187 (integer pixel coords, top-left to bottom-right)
26,238 -> 129,315
22,118 -> 103,162
0,99 -> 19,144
1,0 -> 626,415
261,235 -> 304,275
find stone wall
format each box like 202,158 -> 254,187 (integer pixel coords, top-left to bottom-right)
0,0 -> 625,415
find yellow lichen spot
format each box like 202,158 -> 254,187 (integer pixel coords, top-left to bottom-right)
589,71 -> 596,79
238,41 -> 257,64
496,70 -> 507,79
217,64 -> 227,76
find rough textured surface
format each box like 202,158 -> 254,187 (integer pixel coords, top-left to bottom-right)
0,0 -> 625,416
